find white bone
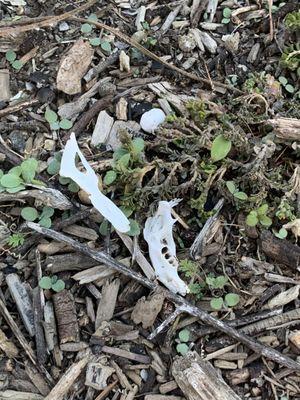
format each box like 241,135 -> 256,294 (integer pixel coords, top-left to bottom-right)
60,132 -> 130,233
143,199 -> 189,296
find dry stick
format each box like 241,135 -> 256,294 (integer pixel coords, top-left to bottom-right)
72,17 -> 242,94
0,0 -> 97,36
0,98 -> 39,118
0,297 -> 36,365
26,223 -> 300,371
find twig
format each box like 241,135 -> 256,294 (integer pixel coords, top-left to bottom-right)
94,380 -> 118,400
26,223 -> 300,371
0,98 -> 39,118
148,306 -> 185,340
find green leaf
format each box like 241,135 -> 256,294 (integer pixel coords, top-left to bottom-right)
104,170 -> 117,186
132,138 -> 145,154
12,60 -> 23,70
120,206 -> 134,217
259,215 -> 272,227
221,18 -> 230,24
126,219 -> 140,236
99,219 -> 110,236
0,174 -> 22,188
257,204 -> 268,215
59,176 -> 71,185
113,148 -> 128,161
68,181 -> 80,192
52,279 -> 65,292
178,329 -> 190,343
45,108 -> 58,124
39,276 -> 52,290
9,166 -> 22,176
88,13 -> 98,22
40,206 -> 54,218
225,293 -> 240,307
278,76 -> 288,85
274,228 -> 288,239
7,233 -> 24,247
39,217 -> 52,228
81,23 -> 92,33
210,297 -> 223,310
234,191 -> 248,200
47,159 -> 61,175
118,153 -> 131,169
50,122 -> 60,131
226,181 -> 236,194
6,185 -> 25,193
59,119 -> 73,130
101,41 -> 112,53
211,135 -> 232,162
223,7 -> 232,18
89,37 -> 101,46
51,275 -> 58,284
176,343 -> 189,355
6,50 -> 16,62
0,170 -> 3,179
246,211 -> 258,227
21,158 -> 38,183
214,275 -> 228,289
285,84 -> 295,93
21,207 -> 38,222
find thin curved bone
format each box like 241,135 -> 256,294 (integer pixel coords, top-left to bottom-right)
144,200 -> 189,296
60,132 -> 130,233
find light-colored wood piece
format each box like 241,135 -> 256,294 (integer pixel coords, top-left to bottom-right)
172,351 -> 242,400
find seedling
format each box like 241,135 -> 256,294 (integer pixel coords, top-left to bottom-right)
226,181 -> 248,200
281,44 -> 300,73
0,158 -> 42,193
278,76 -> 295,94
222,7 -> 232,24
210,293 -> 240,310
206,275 -> 228,289
47,153 -> 79,193
246,204 -> 272,227
5,50 -> 23,70
211,135 -> 232,162
44,107 -> 73,131
284,11 -> 300,31
273,228 -> 288,239
21,206 -> 54,228
176,329 -> 190,355
7,233 -> 25,248
39,275 -> 65,293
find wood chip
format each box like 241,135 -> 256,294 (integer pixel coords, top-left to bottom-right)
91,110 -> 114,147
85,362 -> 115,390
0,328 -> 19,358
131,289 -> 165,328
56,39 -> 93,95
62,224 -> 98,241
0,391 -> 44,400
0,69 -> 11,101
6,274 -> 35,337
102,346 -> 151,364
172,351 -> 242,400
53,290 -> 79,344
95,278 -> 120,330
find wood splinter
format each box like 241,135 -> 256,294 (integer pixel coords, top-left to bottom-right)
52,290 -> 79,344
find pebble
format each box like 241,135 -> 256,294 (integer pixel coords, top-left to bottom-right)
140,108 -> 166,133
59,22 -> 70,32
9,130 -> 26,153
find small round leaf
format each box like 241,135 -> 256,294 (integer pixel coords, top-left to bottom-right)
6,185 -> 25,193
39,276 -> 52,290
45,108 -> 58,124
210,297 -> 223,310
50,122 -> 60,131
104,170 -> 117,186
246,211 -> 258,227
126,219 -> 140,236
12,60 -> 23,70
278,76 -> 288,85
39,217 -> 52,228
59,119 -> 73,130
225,293 -> 240,307
21,207 -> 38,222
68,181 -> 80,193
274,228 -> 288,239
52,279 -> 65,293
132,138 -> 145,154
285,84 -> 295,93
223,7 -> 232,18
176,343 -> 189,355
89,37 -> 101,46
41,206 -> 55,218
221,18 -> 230,24
178,329 -> 190,343
101,41 -> 112,53
0,174 -> 22,188
59,176 -> 71,185
81,23 -> 92,33
6,50 -> 16,62
259,215 -> 272,227
47,159 -> 61,175
88,13 -> 98,22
